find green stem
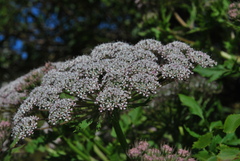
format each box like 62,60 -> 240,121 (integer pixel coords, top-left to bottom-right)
81,129 -> 111,156
63,136 -> 93,161
111,110 -> 128,153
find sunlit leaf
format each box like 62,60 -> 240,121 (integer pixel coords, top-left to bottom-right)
223,114 -> 240,133
179,94 -> 204,120
193,132 -> 213,149
217,148 -> 240,160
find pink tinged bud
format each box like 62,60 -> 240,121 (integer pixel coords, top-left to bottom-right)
177,157 -> 185,161
128,148 -> 141,157
0,121 -> 11,128
162,144 -> 173,153
167,154 -> 176,159
147,148 -> 161,156
143,154 -> 154,161
188,158 -> 196,161
178,149 -> 190,157
137,141 -> 149,151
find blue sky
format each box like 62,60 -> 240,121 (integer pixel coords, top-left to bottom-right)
1,4 -> 117,60
0,5 -> 62,60
12,39 -> 28,59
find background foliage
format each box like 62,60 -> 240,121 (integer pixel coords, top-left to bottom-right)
1,0 -> 240,160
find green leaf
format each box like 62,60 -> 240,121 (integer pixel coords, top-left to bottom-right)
209,135 -> 222,152
24,137 -> 45,153
217,148 -> 240,160
209,120 -> 223,131
151,28 -> 161,39
63,137 -> 91,160
111,127 -> 117,138
120,115 -> 130,132
224,59 -> 235,69
179,94 -> 204,120
207,156 -> 218,161
226,138 -> 240,146
184,125 -> 201,138
128,107 -> 146,125
11,144 -> 25,153
187,3 -> 197,27
78,120 -> 92,130
9,138 -> 20,149
221,133 -> 238,144
25,141 -> 38,153
223,114 -> 240,133
193,132 -> 213,149
193,65 -> 228,82
194,150 -> 216,161
93,145 -> 109,161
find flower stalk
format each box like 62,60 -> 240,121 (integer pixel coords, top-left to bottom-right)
111,110 -> 128,153
111,110 -> 132,160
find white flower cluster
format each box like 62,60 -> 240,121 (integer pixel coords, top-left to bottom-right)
96,87 -> 131,112
12,116 -> 39,140
136,40 -> 217,80
11,40 -> 161,139
10,39 -> 217,139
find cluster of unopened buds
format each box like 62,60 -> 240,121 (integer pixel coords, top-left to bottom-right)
128,141 -> 196,161
228,2 -> 240,21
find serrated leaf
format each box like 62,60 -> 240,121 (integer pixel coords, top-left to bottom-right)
194,150 -> 216,161
193,132 -> 213,149
179,94 -> 204,120
209,135 -> 222,152
223,114 -> 240,133
78,120 -> 92,130
217,148 -> 240,160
